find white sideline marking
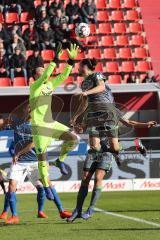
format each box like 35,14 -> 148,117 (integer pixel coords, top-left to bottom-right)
95,208 -> 160,228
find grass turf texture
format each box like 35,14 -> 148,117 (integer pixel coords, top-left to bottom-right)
0,191 -> 160,240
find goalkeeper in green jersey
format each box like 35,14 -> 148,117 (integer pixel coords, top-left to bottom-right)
29,44 -> 79,198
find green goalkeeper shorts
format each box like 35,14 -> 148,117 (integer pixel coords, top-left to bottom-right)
32,121 -> 69,154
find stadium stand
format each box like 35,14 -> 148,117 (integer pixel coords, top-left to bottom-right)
0,0 -> 155,85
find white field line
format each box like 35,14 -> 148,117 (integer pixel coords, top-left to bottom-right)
94,208 -> 160,228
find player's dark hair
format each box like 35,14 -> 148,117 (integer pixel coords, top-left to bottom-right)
81,58 -> 97,71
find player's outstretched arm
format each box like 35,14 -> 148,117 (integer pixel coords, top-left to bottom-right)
82,80 -> 106,96
121,118 -> 157,128
51,44 -> 79,89
12,142 -> 35,164
70,94 -> 88,125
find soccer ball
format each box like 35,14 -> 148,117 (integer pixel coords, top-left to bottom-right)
75,23 -> 90,38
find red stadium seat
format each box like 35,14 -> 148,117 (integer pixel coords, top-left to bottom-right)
110,10 -> 124,21
95,62 -> 103,71
77,76 -> 83,84
63,0 -> 70,7
41,50 -> 55,61
90,24 -> 96,34
116,35 -> 129,46
134,48 -> 148,58
79,0 -> 85,6
101,36 -> 114,46
119,48 -> 132,59
13,77 -> 27,86
97,11 -> 109,21
59,50 -> 68,60
121,61 -> 135,72
68,24 -> 75,30
128,23 -> 142,33
86,36 -> 98,46
103,48 -> 116,59
22,24 -> 28,34
49,0 -> 55,5
114,23 -> 127,34
87,49 -> 101,59
106,62 -> 119,73
44,63 -> 49,68
26,50 -> 33,60
136,61 -> 151,72
125,10 -> 139,21
63,76 -> 74,85
0,13 -> 4,23
95,0 -> 107,9
131,35 -> 145,46
20,12 -> 34,23
108,75 -> 122,84
123,0 -> 137,9
72,62 -> 80,74
56,63 -> 66,74
140,74 -> 147,82
34,0 -> 42,7
0,77 -> 11,87
5,13 -> 19,24
76,51 -> 85,60
98,23 -> 112,34
108,0 -> 121,8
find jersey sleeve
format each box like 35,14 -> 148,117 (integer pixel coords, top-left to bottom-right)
96,73 -> 106,82
31,62 -> 56,90
50,63 -> 72,90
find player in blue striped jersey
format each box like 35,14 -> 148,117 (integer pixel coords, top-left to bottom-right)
0,116 -> 71,224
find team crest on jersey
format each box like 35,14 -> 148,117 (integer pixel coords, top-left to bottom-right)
41,84 -> 52,96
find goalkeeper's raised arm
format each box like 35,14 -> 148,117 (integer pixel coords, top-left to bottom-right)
50,43 -> 79,89
31,43 -> 79,90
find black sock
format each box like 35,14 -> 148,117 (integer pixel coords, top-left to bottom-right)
76,184 -> 88,213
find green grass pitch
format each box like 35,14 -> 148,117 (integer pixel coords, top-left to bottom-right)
0,191 -> 160,240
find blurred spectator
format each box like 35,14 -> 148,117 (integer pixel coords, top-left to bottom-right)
81,0 -> 97,23
66,0 -> 82,24
55,22 -> 70,49
50,8 -> 68,29
0,23 -> 9,47
151,75 -> 159,82
48,0 -> 64,17
143,73 -> 158,83
38,21 -> 55,49
19,0 -> 34,12
36,0 -> 48,17
0,48 -> 9,77
126,74 -> 136,83
10,46 -> 27,81
0,0 -> 4,13
3,0 -> 22,16
11,33 -> 26,57
36,7 -> 50,27
27,46 -> 44,78
0,40 -> 4,51
7,23 -> 22,39
23,20 -> 39,50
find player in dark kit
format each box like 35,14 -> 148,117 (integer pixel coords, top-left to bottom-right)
67,58 -> 157,222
